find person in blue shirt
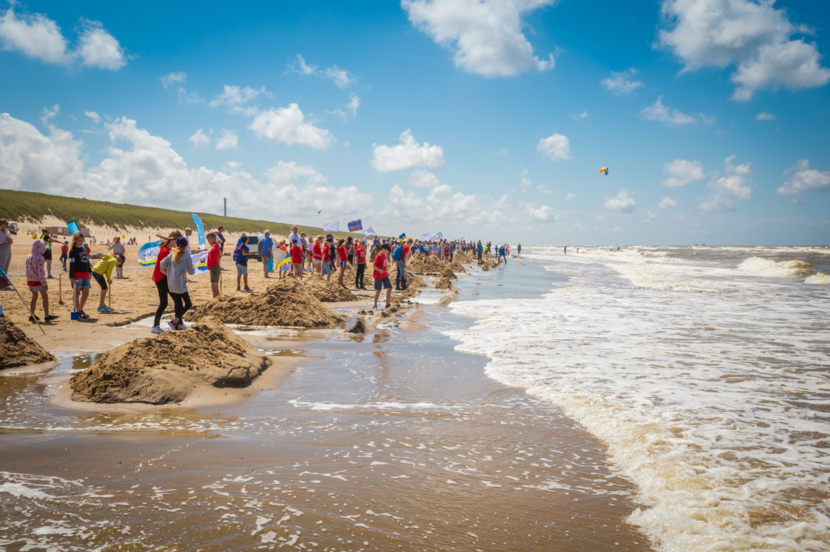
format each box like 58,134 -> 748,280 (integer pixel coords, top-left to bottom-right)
476,241 -> 483,263
498,244 -> 507,265
260,230 -> 274,278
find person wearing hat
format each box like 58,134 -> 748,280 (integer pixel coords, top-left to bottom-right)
159,236 -> 195,331
372,243 -> 393,310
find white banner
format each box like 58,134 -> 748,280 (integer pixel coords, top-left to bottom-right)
420,233 -> 431,241
363,226 -> 376,237
191,251 -> 209,275
324,220 -> 339,232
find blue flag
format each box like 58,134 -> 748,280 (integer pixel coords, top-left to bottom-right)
191,214 -> 207,250
67,221 -> 80,236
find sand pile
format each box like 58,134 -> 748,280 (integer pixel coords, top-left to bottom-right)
453,250 -> 474,264
448,260 -> 467,273
302,273 -> 356,302
70,321 -> 270,405
435,277 -> 454,290
0,315 -> 56,369
387,264 -> 427,288
512,255 -> 523,259
440,266 -> 458,280
408,254 -> 447,274
481,260 -> 498,272
186,278 -> 343,327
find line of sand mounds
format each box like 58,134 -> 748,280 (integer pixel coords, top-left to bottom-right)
407,253 -> 448,275
453,250 -> 474,264
302,273 -> 356,302
0,315 -> 56,369
69,321 -> 269,405
434,277 -> 454,290
388,263 -> 427,288
480,259 -> 499,272
440,266 -> 458,280
186,277 -> 343,327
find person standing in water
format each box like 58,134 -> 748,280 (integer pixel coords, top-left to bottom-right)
564,246 -> 567,255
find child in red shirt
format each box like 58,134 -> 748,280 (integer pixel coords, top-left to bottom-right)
372,243 -> 392,310
337,239 -> 349,288
207,233 -> 221,298
289,239 -> 304,278
354,242 -> 367,289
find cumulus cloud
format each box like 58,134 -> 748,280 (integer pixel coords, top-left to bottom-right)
536,183 -> 552,195
572,110 -> 588,120
662,159 -> 705,187
698,155 -> 754,211
658,0 -> 830,101
347,94 -> 360,116
776,159 -> 830,199
215,129 -> 238,150
161,72 -> 187,89
380,181 -> 509,228
371,130 -> 444,172
0,6 -> 127,70
521,201 -> 558,223
641,96 -> 713,126
85,111 -> 100,123
520,169 -> 532,193
565,193 -> 575,201
287,54 -> 357,88
601,68 -> 644,95
537,133 -> 571,161
604,188 -> 636,213
402,0 -> 556,77
756,111 -> 775,120
189,128 -> 211,148
40,104 -> 60,125
407,170 -> 442,188
659,196 -> 678,208
0,112 -> 368,222
209,85 -> 266,108
249,104 -> 333,149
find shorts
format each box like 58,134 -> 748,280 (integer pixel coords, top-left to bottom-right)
236,264 -> 248,275
292,263 -> 303,274
313,259 -> 322,266
339,260 -> 348,269
374,277 -> 392,291
115,254 -> 125,267
92,272 -> 108,290
72,277 -> 91,290
209,266 -> 221,283
43,249 -> 52,261
322,262 -> 331,275
28,284 -> 45,292
261,253 -> 271,260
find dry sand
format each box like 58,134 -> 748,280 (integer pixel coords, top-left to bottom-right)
70,321 -> 270,405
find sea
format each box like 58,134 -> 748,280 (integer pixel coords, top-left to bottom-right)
447,245 -> 830,551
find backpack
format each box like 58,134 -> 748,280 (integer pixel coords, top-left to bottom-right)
392,245 -> 403,261
233,245 -> 245,262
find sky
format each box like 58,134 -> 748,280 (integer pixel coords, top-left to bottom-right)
1,0 -> 829,245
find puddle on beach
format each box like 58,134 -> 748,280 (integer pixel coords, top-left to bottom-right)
0,265 -> 653,551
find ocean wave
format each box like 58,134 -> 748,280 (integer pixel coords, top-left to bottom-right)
805,272 -> 830,285
737,257 -> 814,278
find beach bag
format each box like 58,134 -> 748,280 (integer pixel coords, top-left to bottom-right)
392,246 -> 403,261
232,245 -> 245,262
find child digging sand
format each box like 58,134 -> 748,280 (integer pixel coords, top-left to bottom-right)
91,254 -> 117,314
25,240 -> 58,323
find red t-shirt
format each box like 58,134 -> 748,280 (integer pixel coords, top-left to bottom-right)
338,245 -> 347,262
289,246 -> 303,264
207,243 -> 221,268
61,244 -> 68,254
356,247 -> 367,264
402,245 -> 411,259
322,245 -> 329,261
444,245 -> 450,255
312,242 -> 323,261
153,247 -> 171,283
373,254 -> 389,280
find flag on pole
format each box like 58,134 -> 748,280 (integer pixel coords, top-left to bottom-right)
324,221 -> 340,232
348,220 -> 363,232
363,227 -> 376,237
0,265 -> 13,291
191,214 -> 207,250
67,221 -> 80,236
191,251 -> 210,275
398,233 -> 407,241
420,233 -> 431,241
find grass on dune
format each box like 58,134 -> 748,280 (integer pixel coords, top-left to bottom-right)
0,190 -> 363,238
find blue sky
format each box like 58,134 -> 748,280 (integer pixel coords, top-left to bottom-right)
1,0 -> 829,245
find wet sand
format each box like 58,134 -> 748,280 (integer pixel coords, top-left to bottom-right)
0,258 -> 655,551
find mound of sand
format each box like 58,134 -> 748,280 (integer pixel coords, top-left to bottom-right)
387,264 -> 427,288
70,321 -> 269,405
448,260 -> 467,273
0,315 -> 56,369
435,277 -> 454,290
453,251 -> 474,264
481,260 -> 498,272
407,254 -> 447,274
440,266 -> 458,280
186,277 -> 343,327
302,273 -> 356,302
512,255 -> 523,259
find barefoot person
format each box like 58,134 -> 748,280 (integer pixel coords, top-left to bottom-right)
207,232 -> 221,298
150,231 -> 181,334
337,239 -> 348,288
159,237 -> 195,331
260,230 -> 274,279
25,239 -> 58,323
311,235 -> 324,274
68,231 -> 92,319
91,253 -> 117,314
372,243 -> 393,310
289,238 -> 305,279
354,239 -> 367,290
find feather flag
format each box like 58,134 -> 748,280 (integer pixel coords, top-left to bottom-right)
324,221 -> 340,232
67,221 -> 80,236
191,214 -> 207,250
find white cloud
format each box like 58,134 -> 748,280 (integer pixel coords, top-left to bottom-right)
0,6 -> 67,64
225,161 -> 240,169
565,193 -> 575,201
641,96 -> 713,126
537,183 -> 552,195
76,19 -> 126,70
40,104 -> 60,125
189,128 -> 211,148
215,129 -> 238,150
177,88 -> 205,105
537,133 -> 571,161
371,130 -> 444,172
601,68 -> 644,95
0,7 -> 126,70
209,85 -> 266,108
572,110 -> 587,120
161,72 -> 187,89
645,210 -> 659,220
287,54 -> 356,88
755,111 -> 775,120
249,104 -> 333,149
520,169 -> 532,193
698,155 -> 754,211
659,196 -> 678,208
658,0 -> 830,101
604,188 -> 636,213
402,0 -> 556,78
521,201 -> 558,223
662,159 -> 705,187
777,159 -> 830,199
381,181 -> 509,227
407,170 -> 441,188
85,111 -> 100,123
347,94 -> 360,116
